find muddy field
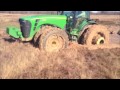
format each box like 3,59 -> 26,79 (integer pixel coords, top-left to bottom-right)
0,14 -> 120,79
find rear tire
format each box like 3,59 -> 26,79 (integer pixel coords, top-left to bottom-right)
79,25 -> 109,45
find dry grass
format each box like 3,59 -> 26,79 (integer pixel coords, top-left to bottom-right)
91,15 -> 120,26
0,13 -> 36,29
91,15 -> 120,21
0,14 -> 120,79
0,38 -> 120,79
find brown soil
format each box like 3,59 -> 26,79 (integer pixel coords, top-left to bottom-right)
0,14 -> 120,79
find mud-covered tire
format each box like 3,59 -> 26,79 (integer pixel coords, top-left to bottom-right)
80,25 -> 109,45
117,30 -> 120,35
34,26 -> 51,46
34,32 -> 42,46
39,26 -> 69,52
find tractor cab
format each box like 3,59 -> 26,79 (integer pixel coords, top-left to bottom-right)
58,11 -> 90,19
57,11 -> 91,29
57,11 -> 96,41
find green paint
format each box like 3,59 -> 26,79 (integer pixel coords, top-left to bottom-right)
69,19 -> 89,36
70,29 -> 79,36
6,11 -> 96,42
6,27 -> 23,38
29,15 -> 65,39
7,15 -> 67,41
70,18 -> 96,37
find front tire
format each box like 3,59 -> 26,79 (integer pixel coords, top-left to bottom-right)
39,26 -> 69,52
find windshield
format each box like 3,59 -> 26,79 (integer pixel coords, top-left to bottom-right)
58,11 -> 90,19
76,11 -> 86,18
62,11 -> 84,18
63,11 -> 72,16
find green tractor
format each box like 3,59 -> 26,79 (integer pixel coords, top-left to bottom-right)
6,11 -> 109,52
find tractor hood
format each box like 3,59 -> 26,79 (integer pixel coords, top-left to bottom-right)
20,15 -> 67,20
19,14 -> 67,31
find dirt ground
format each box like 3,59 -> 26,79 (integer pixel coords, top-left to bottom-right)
0,14 -> 120,79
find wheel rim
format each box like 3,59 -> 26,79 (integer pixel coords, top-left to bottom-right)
92,33 -> 105,45
96,37 -> 105,44
45,35 -> 64,52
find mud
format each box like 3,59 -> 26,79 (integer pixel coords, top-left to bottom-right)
0,28 -> 120,79
0,14 -> 120,79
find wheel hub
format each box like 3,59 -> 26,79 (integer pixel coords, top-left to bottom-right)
92,35 -> 105,45
46,35 -> 64,52
96,37 -> 105,44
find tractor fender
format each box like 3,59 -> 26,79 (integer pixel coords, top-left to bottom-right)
35,24 -> 64,36
33,25 -> 65,44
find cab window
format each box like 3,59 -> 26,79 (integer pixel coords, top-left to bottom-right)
63,11 -> 72,16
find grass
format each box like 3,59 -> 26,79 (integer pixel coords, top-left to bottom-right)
0,43 -> 120,79
0,13 -> 35,29
0,14 -> 120,79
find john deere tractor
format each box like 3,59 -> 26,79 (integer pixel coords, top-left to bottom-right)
6,11 -> 109,52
